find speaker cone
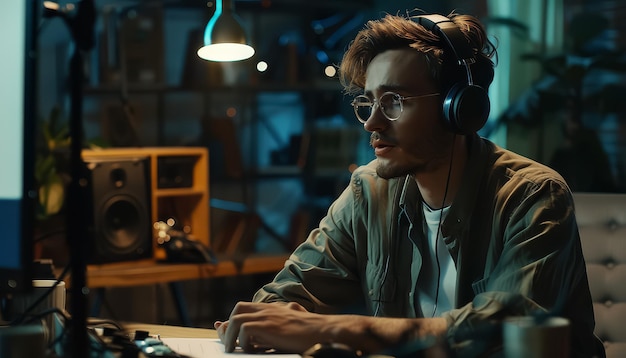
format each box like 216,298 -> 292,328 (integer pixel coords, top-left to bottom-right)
102,195 -> 148,255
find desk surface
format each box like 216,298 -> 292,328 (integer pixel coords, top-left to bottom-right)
123,322 -> 218,339
122,323 -> 303,358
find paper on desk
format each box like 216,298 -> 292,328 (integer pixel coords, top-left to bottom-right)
161,337 -> 301,357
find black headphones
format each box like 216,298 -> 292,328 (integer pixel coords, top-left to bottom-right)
414,14 -> 490,134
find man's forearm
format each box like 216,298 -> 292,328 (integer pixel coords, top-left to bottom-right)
322,315 -> 448,354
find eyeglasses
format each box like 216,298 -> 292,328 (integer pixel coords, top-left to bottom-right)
350,91 -> 439,123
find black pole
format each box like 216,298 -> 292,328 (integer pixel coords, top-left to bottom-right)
57,1 -> 96,357
66,49 -> 89,358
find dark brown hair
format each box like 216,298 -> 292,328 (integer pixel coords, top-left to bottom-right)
338,11 -> 496,95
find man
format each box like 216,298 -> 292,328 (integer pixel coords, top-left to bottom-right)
215,11 -> 604,357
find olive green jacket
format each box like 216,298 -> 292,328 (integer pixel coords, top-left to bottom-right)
254,134 -> 604,357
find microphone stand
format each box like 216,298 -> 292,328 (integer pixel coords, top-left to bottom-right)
44,1 -> 96,357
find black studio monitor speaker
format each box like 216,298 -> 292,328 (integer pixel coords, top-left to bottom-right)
83,156 -> 153,264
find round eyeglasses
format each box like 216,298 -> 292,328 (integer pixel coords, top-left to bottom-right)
350,91 -> 440,123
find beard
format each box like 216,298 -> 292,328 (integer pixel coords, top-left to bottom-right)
375,158 -> 422,179
371,132 -> 424,179
370,132 -> 455,180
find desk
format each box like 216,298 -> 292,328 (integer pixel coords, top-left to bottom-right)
120,323 -> 302,358
122,322 -> 218,339
73,254 -> 290,326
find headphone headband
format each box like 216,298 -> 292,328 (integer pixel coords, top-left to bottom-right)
414,14 -> 475,67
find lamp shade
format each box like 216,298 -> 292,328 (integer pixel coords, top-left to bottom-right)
197,0 -> 254,62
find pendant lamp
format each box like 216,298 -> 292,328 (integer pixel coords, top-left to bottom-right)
197,0 -> 254,62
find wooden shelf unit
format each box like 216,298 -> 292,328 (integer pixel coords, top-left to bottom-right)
83,253 -> 290,288
82,146 -> 210,261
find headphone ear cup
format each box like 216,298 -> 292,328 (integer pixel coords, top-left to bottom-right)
442,83 -> 490,134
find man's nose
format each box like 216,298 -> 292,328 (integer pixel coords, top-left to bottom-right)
363,104 -> 389,132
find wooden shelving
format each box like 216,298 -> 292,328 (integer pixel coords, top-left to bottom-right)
82,146 -> 210,261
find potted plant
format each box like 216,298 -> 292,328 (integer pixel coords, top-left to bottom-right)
33,106 -> 109,262
35,106 -> 70,221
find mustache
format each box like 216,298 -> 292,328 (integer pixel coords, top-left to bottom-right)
369,133 -> 378,147
370,132 -> 395,147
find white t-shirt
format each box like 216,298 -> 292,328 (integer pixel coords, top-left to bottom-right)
416,203 -> 457,317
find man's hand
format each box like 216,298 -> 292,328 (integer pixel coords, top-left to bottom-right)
213,301 -> 448,355
214,301 -> 328,353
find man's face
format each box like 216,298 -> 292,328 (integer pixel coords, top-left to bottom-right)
362,48 -> 454,179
